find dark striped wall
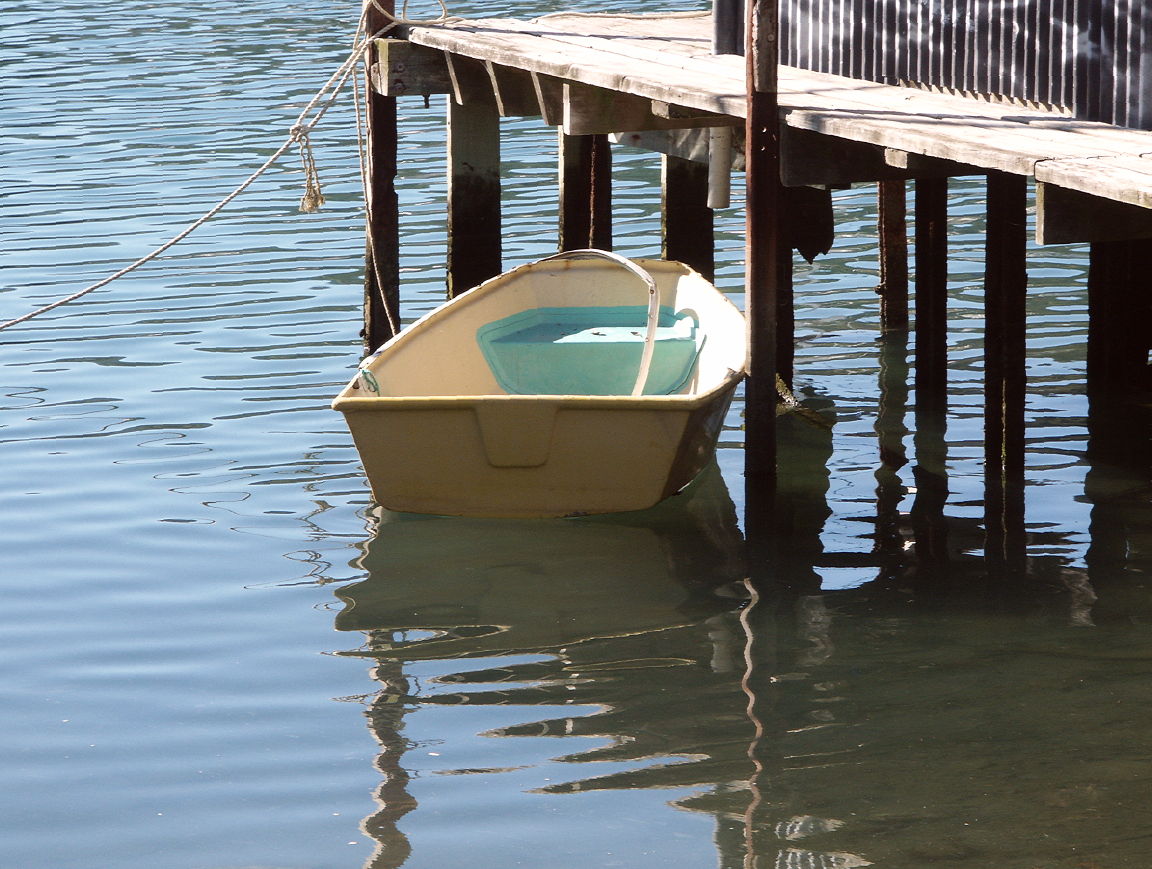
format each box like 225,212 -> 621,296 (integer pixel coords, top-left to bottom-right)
773,0 -> 1152,129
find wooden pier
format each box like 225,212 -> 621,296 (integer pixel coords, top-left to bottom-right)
360,5 -> 1152,556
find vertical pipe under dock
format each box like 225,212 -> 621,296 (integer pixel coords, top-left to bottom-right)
362,0 -> 402,352
744,0 -> 782,487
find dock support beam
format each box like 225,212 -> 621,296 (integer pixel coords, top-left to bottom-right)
662,154 -> 714,281
559,133 -> 612,251
1085,239 -> 1152,593
1087,240 -> 1150,406
447,99 -> 502,297
877,180 -> 909,331
914,178 -> 948,416
362,0 -> 401,352
983,171 -> 1028,576
911,177 -> 949,569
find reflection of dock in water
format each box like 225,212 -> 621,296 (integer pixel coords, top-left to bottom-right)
332,375 -> 1152,868
333,465 -> 861,869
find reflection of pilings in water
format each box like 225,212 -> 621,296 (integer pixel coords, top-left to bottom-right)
983,172 -> 1028,579
910,413 -> 949,574
874,330 -> 910,573
739,577 -> 780,869
910,177 -> 951,577
361,651 -> 417,869
770,401 -> 835,594
1084,239 -> 1152,621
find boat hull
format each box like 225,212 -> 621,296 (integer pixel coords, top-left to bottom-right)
333,254 -> 747,517
339,386 -> 736,517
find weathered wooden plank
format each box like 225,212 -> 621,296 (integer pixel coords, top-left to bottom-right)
1037,181 -> 1152,244
780,127 -> 908,185
562,83 -> 738,136
1035,155 -> 1152,210
883,150 -> 982,177
404,15 -> 1152,212
370,39 -> 452,98
484,62 -> 541,117
531,72 -> 564,125
443,52 -> 496,107
409,19 -> 748,117
610,128 -> 747,170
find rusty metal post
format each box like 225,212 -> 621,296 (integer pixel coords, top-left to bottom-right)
362,0 -> 401,352
983,171 -> 1028,576
877,179 -> 909,331
744,0 -> 781,488
559,133 -> 612,251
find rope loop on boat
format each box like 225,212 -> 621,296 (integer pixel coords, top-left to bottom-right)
536,249 -> 661,397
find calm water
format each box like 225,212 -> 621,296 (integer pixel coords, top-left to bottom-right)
4,2 -> 1152,868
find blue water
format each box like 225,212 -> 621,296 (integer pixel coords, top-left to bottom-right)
5,1 -> 1152,868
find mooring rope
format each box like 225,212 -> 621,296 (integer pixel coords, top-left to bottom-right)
1,2 -> 459,333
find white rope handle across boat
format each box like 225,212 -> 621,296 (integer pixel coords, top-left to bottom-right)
536,249 -> 660,397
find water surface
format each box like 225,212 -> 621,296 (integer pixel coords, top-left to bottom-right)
4,2 -> 1152,868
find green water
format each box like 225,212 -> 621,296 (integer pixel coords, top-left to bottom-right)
4,1 -> 1152,867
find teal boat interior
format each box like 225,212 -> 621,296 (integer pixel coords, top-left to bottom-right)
476,305 -> 704,396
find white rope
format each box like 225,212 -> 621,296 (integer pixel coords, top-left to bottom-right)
535,10 -> 709,20
1,2 -> 460,333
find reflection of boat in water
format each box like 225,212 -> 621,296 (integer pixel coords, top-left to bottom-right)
334,465 -> 868,869
331,250 -> 747,518
335,464 -> 751,869
336,463 -> 747,657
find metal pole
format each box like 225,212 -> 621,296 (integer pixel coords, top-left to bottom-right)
362,0 -> 401,352
744,0 -> 781,486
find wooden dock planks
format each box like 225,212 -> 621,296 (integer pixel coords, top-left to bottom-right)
403,12 -> 1152,213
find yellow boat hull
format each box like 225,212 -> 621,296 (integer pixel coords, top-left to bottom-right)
332,253 -> 747,517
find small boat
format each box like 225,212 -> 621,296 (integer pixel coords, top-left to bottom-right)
332,249 -> 748,517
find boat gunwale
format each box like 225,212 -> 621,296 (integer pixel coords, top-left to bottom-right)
331,255 -> 748,412
331,370 -> 744,411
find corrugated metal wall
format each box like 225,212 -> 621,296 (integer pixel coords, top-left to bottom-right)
775,0 -> 1152,129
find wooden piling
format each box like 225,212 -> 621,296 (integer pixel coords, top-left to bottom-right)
910,177 -> 950,570
1087,239 -> 1150,403
877,179 -> 909,331
1085,239 -> 1152,486
983,171 -> 1028,575
559,133 -> 612,251
914,178 -> 949,415
362,0 -> 402,352
873,331 -> 910,571
661,154 -> 714,281
447,98 -> 502,297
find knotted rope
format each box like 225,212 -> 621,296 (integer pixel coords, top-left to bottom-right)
1,2 -> 457,333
